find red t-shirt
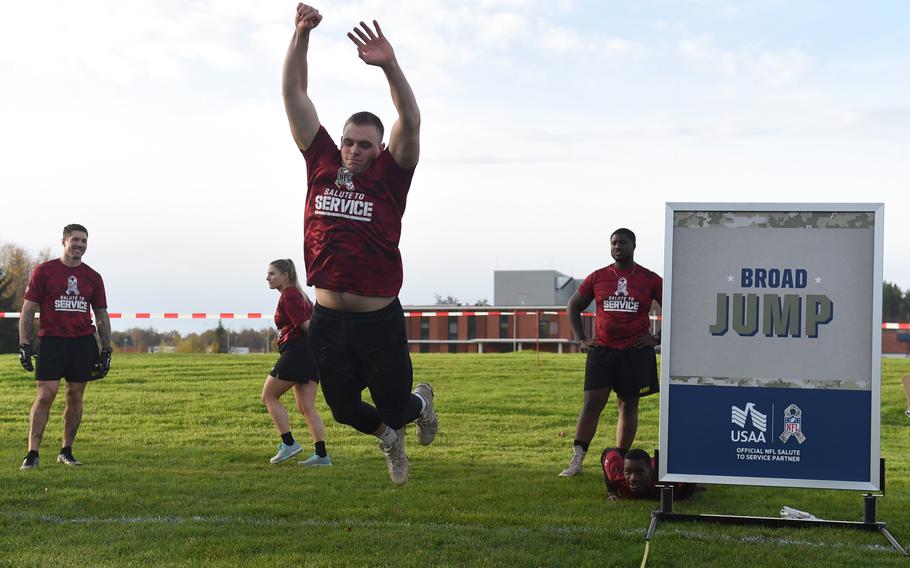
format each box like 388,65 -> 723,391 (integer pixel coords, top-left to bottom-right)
577,263 -> 662,349
301,126 -> 415,297
602,448 -> 660,498
601,448 -> 693,499
25,259 -> 107,338
274,287 -> 313,346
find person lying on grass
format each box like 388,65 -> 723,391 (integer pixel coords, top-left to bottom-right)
601,448 -> 697,501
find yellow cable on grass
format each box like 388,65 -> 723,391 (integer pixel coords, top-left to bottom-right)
640,540 -> 650,568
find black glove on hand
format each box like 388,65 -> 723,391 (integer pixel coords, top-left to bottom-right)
95,347 -> 113,379
19,343 -> 34,372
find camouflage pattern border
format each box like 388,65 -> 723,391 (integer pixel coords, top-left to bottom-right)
669,375 -> 870,390
673,211 -> 875,229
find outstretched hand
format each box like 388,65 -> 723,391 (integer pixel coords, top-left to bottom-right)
295,3 -> 322,32
348,20 -> 396,67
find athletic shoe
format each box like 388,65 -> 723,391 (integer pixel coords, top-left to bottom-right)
379,428 -> 409,486
905,408 -> 910,418
298,453 -> 333,467
269,441 -> 303,464
57,453 -> 83,466
413,383 -> 438,446
559,446 -> 586,477
20,455 -> 38,470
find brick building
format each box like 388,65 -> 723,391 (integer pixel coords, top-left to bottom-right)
883,329 -> 910,357
402,306 -> 596,354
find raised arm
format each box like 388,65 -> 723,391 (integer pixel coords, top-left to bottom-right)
568,291 -> 597,352
283,4 -> 323,151
348,21 -> 420,169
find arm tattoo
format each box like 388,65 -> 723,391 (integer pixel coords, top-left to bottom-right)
95,309 -> 112,350
19,304 -> 37,344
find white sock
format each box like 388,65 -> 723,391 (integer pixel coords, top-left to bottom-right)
376,426 -> 398,446
573,445 -> 586,457
415,393 -> 428,415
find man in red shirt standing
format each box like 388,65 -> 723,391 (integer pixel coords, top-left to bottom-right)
560,228 -> 661,477
282,4 -> 437,485
18,224 -> 112,470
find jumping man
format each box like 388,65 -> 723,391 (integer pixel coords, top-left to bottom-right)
282,4 -> 437,485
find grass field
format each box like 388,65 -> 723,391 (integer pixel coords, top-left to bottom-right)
1,352 -> 908,567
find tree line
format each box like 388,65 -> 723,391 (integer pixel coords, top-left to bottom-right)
110,322 -> 278,354
882,282 -> 910,323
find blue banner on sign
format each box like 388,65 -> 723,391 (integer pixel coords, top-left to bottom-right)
666,384 -> 871,482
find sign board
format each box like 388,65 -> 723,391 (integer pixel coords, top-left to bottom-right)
659,203 -> 883,490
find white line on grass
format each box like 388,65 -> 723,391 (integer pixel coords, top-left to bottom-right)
3,511 -> 596,538
621,527 -> 897,554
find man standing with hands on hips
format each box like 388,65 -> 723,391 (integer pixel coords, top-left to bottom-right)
282,4 -> 437,485
560,228 -> 661,477
18,223 -> 112,470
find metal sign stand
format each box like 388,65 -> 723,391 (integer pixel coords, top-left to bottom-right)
645,459 -> 907,555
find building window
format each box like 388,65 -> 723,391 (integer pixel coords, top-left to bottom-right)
448,317 -> 458,353
538,314 -> 549,339
420,317 -> 429,354
499,315 -> 510,339
467,316 -> 477,340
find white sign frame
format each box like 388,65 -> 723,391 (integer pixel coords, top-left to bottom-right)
659,202 -> 883,490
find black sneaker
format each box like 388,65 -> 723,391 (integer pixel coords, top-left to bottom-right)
20,454 -> 39,470
57,453 -> 83,466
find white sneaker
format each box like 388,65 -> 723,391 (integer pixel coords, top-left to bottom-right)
269,441 -> 303,464
559,446 -> 586,477
298,452 -> 333,467
413,383 -> 438,446
379,428 -> 409,485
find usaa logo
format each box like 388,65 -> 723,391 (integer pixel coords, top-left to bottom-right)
730,402 -> 767,443
710,268 -> 833,339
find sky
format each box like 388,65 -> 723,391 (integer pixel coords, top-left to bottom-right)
1,1 -> 908,332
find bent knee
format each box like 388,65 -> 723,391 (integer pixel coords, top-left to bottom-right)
330,404 -> 358,426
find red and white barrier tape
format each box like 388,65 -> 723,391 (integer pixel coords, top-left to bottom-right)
6,311 -> 910,328
2,310 -> 613,319
4,311 -> 908,329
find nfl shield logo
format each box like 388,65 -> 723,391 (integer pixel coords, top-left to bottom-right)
779,404 -> 806,444
785,417 -> 800,432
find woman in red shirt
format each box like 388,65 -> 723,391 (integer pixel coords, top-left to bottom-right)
263,259 -> 330,466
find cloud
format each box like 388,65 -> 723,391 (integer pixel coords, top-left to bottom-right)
678,35 -> 813,85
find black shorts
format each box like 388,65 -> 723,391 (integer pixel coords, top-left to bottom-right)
584,345 -> 658,399
308,298 -> 415,430
35,335 -> 100,383
270,336 -> 319,383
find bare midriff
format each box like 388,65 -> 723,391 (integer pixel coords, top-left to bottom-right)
315,288 -> 395,312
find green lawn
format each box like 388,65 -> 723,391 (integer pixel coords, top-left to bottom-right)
1,353 -> 908,567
